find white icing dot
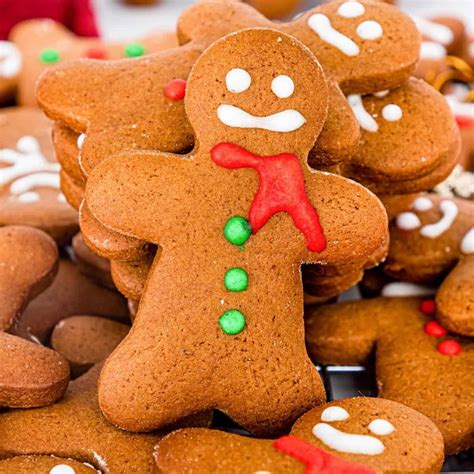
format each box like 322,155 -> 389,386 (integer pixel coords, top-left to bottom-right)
225,68 -> 251,93
337,1 -> 365,18
356,20 -> 383,40
420,200 -> 458,238
412,196 -> 433,212
77,133 -> 85,149
368,419 -> 395,436
396,212 -> 421,230
321,406 -> 350,422
271,75 -> 294,99
50,465 -> 75,474
381,282 -> 436,297
382,104 -> 402,122
461,228 -> 474,255
16,135 -> 40,153
420,41 -> 447,60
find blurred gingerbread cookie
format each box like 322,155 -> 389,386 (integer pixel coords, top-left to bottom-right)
0,40 -> 21,104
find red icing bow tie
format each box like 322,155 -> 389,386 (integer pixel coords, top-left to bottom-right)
274,435 -> 376,474
211,143 -> 326,252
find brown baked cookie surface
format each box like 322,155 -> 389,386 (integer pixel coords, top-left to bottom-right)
305,297 -> 474,454
0,456 -> 98,474
156,397 -> 444,474
0,107 -> 78,244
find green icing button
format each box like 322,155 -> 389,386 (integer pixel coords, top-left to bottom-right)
224,216 -> 251,246
224,268 -> 248,292
39,49 -> 60,64
219,309 -> 246,335
124,43 -> 146,58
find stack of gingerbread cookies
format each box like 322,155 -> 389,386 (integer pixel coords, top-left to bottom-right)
0,0 -> 472,472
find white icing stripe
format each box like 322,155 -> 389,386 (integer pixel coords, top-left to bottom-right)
461,228 -> 474,255
396,212 -> 421,230
337,1 -> 365,18
420,200 -> 458,238
217,104 -> 305,132
348,94 -> 378,132
321,406 -> 349,422
10,172 -> 60,194
313,423 -> 385,455
381,282 -> 436,297
420,41 -> 447,60
412,16 -> 454,46
0,41 -> 22,78
368,419 -> 394,435
308,14 -> 360,57
412,196 -> 433,211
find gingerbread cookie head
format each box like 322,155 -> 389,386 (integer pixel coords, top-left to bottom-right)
83,28 -> 387,436
0,40 -> 21,104
156,398 -> 444,473
305,297 -> 474,454
186,27 -> 329,158
341,77 -> 460,194
0,107 -> 78,244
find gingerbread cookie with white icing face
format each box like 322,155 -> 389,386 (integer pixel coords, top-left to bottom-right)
0,365 -> 211,473
0,107 -> 78,244
0,456 -> 98,474
84,28 -> 388,436
305,297 -> 474,454
10,19 -> 178,106
341,77 -> 460,194
156,397 -> 444,474
0,40 -> 21,104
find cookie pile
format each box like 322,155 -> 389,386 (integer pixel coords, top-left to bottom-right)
0,0 -> 473,472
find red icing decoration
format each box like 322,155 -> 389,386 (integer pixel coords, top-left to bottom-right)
455,115 -> 474,129
424,320 -> 447,338
164,79 -> 187,101
211,143 -> 327,253
419,299 -> 436,316
84,47 -> 108,59
437,339 -> 462,356
274,435 -> 376,474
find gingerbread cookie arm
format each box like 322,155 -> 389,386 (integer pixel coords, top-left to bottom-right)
305,300 -> 379,365
436,254 -> 474,336
110,254 -> 154,301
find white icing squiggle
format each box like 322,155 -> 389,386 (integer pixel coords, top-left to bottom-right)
10,173 -> 60,194
308,14 -> 360,56
368,419 -> 394,435
313,423 -> 385,455
420,200 -> 458,238
348,94 -> 378,132
321,406 -> 350,422
381,282 -> 436,297
0,41 -> 22,78
217,104 -> 305,132
461,228 -> 474,255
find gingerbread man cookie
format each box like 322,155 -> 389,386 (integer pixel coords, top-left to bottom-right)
0,40 -> 21,104
0,456 -> 98,473
84,28 -> 388,435
305,297 -> 474,454
156,397 -> 444,474
0,225 -> 69,408
10,19 -> 178,106
341,77 -> 460,194
0,107 -> 78,244
0,365 -> 211,473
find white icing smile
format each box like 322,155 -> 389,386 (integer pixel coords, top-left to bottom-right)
313,407 -> 395,456
217,104 -> 306,133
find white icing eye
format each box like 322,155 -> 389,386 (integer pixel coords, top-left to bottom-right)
356,20 -> 383,40
368,419 -> 395,436
396,212 -> 421,230
321,406 -> 350,422
225,68 -> 251,93
382,104 -> 403,122
271,75 -> 294,99
412,196 -> 433,212
338,1 -> 365,18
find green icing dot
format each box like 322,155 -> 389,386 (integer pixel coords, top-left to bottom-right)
219,310 -> 246,335
124,43 -> 146,58
224,268 -> 248,292
224,216 -> 251,246
39,49 -> 60,64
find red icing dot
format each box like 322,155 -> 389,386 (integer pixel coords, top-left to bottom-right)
424,320 -> 447,338
419,299 -> 436,316
164,79 -> 186,100
437,339 -> 462,356
456,115 -> 474,129
84,47 -> 108,60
